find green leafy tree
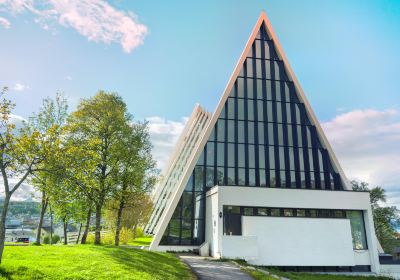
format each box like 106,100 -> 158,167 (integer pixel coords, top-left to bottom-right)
111,122 -> 156,246
29,94 -> 68,245
65,91 -> 131,244
0,87 -> 62,262
351,180 -> 400,251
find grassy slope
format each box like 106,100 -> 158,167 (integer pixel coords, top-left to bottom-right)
127,237 -> 152,246
0,245 -> 192,280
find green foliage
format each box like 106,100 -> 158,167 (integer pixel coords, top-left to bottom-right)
0,200 -> 40,216
43,235 -> 60,244
0,245 -> 192,279
351,180 -> 400,251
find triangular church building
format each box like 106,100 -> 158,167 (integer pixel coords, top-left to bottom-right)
145,11 -> 381,273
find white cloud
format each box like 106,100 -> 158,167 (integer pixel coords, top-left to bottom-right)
12,82 -> 30,91
0,16 -> 10,28
321,109 -> 400,208
147,116 -> 188,170
65,75 -> 72,81
0,0 -> 147,53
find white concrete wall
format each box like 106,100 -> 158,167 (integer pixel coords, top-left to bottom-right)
205,188 -> 219,257
206,186 -> 380,272
221,235 -> 258,260
242,216 -> 354,266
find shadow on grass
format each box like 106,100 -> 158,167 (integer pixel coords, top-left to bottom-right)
0,266 -> 46,280
97,246 -> 191,279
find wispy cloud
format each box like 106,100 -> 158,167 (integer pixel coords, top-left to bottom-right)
65,75 -> 72,81
322,109 -> 400,207
0,16 -> 10,28
0,0 -> 148,53
12,82 -> 30,91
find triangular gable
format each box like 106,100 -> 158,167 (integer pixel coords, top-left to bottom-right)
149,11 -> 351,249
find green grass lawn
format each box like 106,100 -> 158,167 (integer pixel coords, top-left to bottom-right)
245,267 -> 393,280
127,236 -> 152,246
0,245 -> 193,280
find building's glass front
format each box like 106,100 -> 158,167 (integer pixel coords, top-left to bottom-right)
160,23 -> 344,246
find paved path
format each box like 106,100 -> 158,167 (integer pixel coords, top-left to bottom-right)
179,254 -> 253,280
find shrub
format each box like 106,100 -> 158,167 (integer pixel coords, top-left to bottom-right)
52,235 -> 60,244
43,236 -> 50,244
120,227 -> 133,245
85,233 -> 95,244
102,231 -> 114,245
135,227 -> 144,238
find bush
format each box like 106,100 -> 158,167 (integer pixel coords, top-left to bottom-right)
43,234 -> 60,244
120,228 -> 133,245
135,227 -> 144,238
102,231 -> 114,245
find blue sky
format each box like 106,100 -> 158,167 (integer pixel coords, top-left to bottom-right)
0,0 -> 399,205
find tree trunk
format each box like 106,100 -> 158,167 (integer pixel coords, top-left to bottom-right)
81,208 -> 91,244
76,223 -> 82,244
94,203 -> 102,245
114,199 -> 125,246
0,194 -> 11,263
36,192 -> 48,245
49,204 -> 53,245
63,218 -> 68,245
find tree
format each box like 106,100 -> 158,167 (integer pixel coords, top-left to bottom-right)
351,180 -> 400,251
30,94 -> 68,245
0,87 -> 60,262
111,122 -> 156,246
66,91 -> 131,244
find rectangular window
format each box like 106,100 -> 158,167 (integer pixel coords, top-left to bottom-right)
346,211 -> 367,250
206,167 -> 214,187
257,79 -> 263,99
269,146 -> 275,170
255,40 -> 261,58
279,147 -> 285,170
243,207 -> 254,216
216,167 -> 224,185
227,98 -> 235,119
277,124 -> 284,145
267,102 -> 273,122
284,209 -> 294,217
276,102 -> 283,123
248,145 -> 255,168
271,208 -> 280,217
246,59 -> 253,77
238,168 -> 245,185
270,169 -> 276,187
257,100 -> 264,121
259,169 -> 266,187
275,82 -> 281,101
259,146 -> 265,168
297,209 -> 306,217
258,122 -> 265,144
238,99 -> 245,120
256,59 -> 262,79
238,121 -> 245,143
288,148 -> 294,171
249,169 -> 256,186
287,125 -> 293,146
227,143 -> 235,167
247,78 -> 254,99
238,144 -> 245,168
258,208 -> 268,216
268,123 -> 274,145
206,143 -> 214,166
248,100 -> 254,121
238,78 -> 244,98
227,168 -> 235,185
194,166 -> 204,191
227,120 -> 235,142
248,121 -> 255,144
217,143 -> 224,166
264,59 -> 271,79
217,119 -> 225,142
266,80 -> 272,100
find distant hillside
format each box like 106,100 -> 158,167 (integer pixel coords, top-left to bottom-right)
0,200 -> 40,216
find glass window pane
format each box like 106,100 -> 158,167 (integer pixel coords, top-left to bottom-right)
248,145 -> 255,168
238,144 -> 245,168
286,103 -> 292,124
247,59 -> 253,77
257,100 -> 264,121
264,59 -> 271,79
275,82 -> 281,101
258,208 -> 268,216
277,102 -> 283,123
269,146 -> 275,169
271,208 -> 280,217
217,143 -> 224,166
259,169 -> 266,187
269,170 -> 276,187
267,102 -> 273,122
227,168 -> 235,185
227,120 -> 234,142
185,175 -> 193,191
227,144 -> 235,167
255,40 -> 261,58
238,121 -> 245,143
247,78 -> 254,99
297,209 -> 306,217
249,169 -> 256,186
278,124 -> 284,145
194,194 -> 204,219
238,99 -> 245,120
224,205 -> 240,214
309,149 -> 314,171
258,122 -> 265,144
279,147 -> 285,170
259,146 -> 265,169
227,98 -> 235,119
216,167 -> 224,185
206,143 -> 214,166
264,41 -> 270,59
238,168 -> 245,185
284,209 -> 293,217
289,147 -> 294,170
244,207 -> 254,216
257,80 -> 263,99
299,149 -> 304,171
248,121 -> 255,144
194,166 -> 204,191
206,167 -> 214,187
346,211 -> 367,250
280,170 -> 286,186
238,78 -> 244,98
217,119 -> 225,142
274,61 -> 281,80
256,59 -> 262,79
248,100 -> 254,121
268,123 -> 274,145
266,80 -> 272,100
287,125 -> 293,146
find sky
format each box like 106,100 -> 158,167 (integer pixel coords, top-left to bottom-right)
0,0 -> 399,208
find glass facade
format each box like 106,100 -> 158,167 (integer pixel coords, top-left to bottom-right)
160,23 -> 344,246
